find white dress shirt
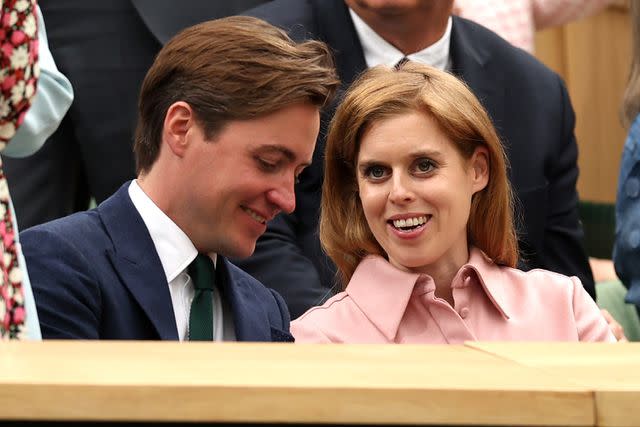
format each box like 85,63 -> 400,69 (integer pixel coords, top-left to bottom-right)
348,9 -> 453,71
128,180 -> 235,341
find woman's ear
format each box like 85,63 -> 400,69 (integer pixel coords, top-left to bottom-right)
469,146 -> 489,194
163,101 -> 194,158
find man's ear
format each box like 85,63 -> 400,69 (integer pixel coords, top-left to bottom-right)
470,146 -> 489,194
163,101 -> 194,158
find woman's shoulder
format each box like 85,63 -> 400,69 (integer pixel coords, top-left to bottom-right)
291,291 -> 358,343
295,291 -> 353,320
493,262 -> 582,296
471,248 -> 579,290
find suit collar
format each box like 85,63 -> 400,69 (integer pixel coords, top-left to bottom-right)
312,0 -> 367,89
128,180 -> 197,283
98,182 -> 179,340
349,9 -> 452,71
449,16 -> 491,72
449,17 -> 505,140
97,183 -> 279,342
346,248 -> 510,341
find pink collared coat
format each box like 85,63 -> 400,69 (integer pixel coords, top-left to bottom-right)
292,248 -> 616,343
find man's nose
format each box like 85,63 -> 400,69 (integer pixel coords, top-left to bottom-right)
266,183 -> 296,214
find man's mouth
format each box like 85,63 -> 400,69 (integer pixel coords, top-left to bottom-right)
241,206 -> 267,224
388,215 -> 431,232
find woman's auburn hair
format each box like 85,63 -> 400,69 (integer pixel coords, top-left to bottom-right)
320,62 -> 519,288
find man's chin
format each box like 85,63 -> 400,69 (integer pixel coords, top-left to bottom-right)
224,242 -> 257,260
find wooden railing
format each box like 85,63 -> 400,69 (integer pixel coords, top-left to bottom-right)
0,341 -> 638,426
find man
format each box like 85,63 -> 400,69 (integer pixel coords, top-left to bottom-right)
4,0 -> 270,230
21,16 -> 339,340
238,0 -> 595,318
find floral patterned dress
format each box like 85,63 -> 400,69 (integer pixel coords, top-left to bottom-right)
0,0 -> 38,338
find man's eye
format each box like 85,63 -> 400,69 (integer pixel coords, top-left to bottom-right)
258,158 -> 278,172
365,165 -> 387,179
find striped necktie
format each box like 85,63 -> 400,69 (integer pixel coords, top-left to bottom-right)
394,56 -> 409,70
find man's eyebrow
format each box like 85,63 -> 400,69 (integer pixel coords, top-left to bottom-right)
257,145 -> 311,168
256,145 -> 295,161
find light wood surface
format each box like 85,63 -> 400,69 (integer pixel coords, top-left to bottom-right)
0,341 -> 594,425
535,6 -> 631,203
465,342 -> 640,427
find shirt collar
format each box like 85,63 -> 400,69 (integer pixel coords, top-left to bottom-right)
346,247 -> 510,341
349,8 -> 452,70
128,180 -> 199,283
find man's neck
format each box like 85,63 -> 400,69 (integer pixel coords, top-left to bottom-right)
349,3 -> 452,55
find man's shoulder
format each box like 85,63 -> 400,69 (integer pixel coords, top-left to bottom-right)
245,0 -> 313,21
21,209 -> 104,248
453,16 -> 560,82
19,209 -> 111,295
244,0 -> 323,36
21,183 -> 140,253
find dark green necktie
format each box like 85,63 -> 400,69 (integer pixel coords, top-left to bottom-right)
188,254 -> 215,341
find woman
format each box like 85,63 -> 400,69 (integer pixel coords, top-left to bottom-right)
613,0 -> 640,313
292,62 -> 614,343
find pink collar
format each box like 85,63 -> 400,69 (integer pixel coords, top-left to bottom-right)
345,247 -> 511,341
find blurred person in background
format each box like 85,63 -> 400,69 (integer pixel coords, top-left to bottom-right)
0,0 -> 72,339
453,0 -> 618,53
614,0 -> 640,314
2,4 -> 73,340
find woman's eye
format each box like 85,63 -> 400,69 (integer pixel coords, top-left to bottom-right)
415,159 -> 435,173
363,165 -> 388,180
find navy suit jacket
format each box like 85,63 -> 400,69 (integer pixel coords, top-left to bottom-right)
237,0 -> 594,318
21,183 -> 293,341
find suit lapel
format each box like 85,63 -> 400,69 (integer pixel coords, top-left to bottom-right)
312,0 -> 367,89
98,183 -> 179,340
449,17 -> 506,152
217,258 -> 272,341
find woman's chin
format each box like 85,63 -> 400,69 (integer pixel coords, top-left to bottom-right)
388,253 -> 438,273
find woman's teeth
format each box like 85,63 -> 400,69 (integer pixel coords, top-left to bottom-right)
392,215 -> 428,229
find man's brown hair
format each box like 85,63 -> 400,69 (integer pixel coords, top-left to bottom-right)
321,62 -> 518,287
134,16 -> 339,173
